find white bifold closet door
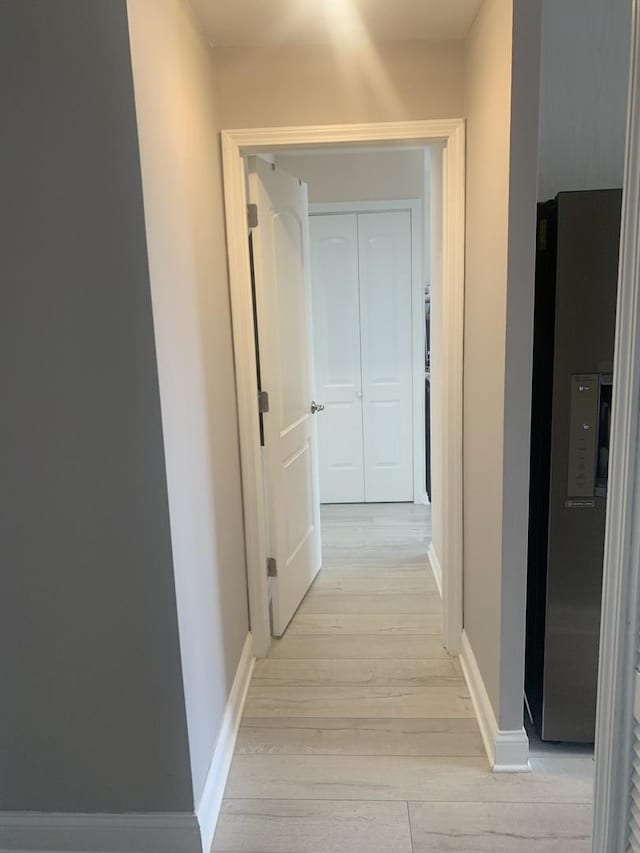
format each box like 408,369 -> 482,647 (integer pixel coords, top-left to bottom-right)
310,214 -> 365,502
310,210 -> 413,504
359,211 -> 413,502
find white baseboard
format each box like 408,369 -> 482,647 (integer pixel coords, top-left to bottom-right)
427,542 -> 443,599
196,632 -> 255,853
459,629 -> 530,773
0,811 -> 201,853
0,633 -> 256,853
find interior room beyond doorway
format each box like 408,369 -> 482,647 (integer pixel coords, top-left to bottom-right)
282,146 -> 431,507
248,143 -> 438,641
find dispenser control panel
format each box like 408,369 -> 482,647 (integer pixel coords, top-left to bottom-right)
567,373 -> 599,500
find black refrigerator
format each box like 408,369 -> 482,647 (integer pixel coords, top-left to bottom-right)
525,189 -> 622,743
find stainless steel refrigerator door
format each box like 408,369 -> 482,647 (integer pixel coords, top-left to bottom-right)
543,189 -> 621,742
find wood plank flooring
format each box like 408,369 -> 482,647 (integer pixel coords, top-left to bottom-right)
214,503 -> 593,853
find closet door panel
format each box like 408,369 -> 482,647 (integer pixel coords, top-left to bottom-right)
310,214 -> 365,503
358,210 -> 413,502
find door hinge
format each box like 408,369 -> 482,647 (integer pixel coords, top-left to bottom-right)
258,390 -> 270,414
247,203 -> 259,229
267,557 -> 277,577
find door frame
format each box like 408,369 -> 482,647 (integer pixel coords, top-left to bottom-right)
593,2 -> 640,849
309,199 -> 426,505
220,120 -> 465,657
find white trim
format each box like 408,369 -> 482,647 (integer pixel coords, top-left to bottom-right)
221,120 -> 465,656
460,630 -> 530,773
222,120 -> 466,153
0,812 -> 201,853
439,125 -> 465,655
491,730 -> 532,775
593,3 -> 640,850
427,541 -> 443,599
428,143 -> 444,586
196,632 -> 254,853
309,198 -> 426,505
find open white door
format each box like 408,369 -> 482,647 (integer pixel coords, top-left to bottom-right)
248,157 -> 322,636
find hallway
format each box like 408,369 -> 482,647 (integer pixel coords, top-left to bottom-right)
213,504 -> 592,852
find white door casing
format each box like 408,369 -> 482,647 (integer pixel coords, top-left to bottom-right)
309,213 -> 365,503
221,120 -> 465,659
358,210 -> 413,502
248,157 -> 322,636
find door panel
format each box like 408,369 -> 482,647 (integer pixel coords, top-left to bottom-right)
249,157 -> 322,636
310,214 -> 365,503
358,211 -> 413,502
273,212 -> 309,428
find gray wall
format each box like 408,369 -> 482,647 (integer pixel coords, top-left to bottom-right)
463,0 -> 541,731
499,0 -> 542,729
463,0 -> 515,722
0,0 -> 193,813
538,0 -> 631,200
127,0 -> 250,807
274,149 -> 425,203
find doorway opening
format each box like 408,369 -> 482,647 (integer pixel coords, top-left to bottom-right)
248,149 -> 432,637
220,120 -> 465,659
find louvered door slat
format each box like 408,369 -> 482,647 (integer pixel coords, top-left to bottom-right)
627,673 -> 640,852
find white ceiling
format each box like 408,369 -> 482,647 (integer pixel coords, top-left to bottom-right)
190,0 -> 483,47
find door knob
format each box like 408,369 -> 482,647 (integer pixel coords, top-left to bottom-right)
310,401 -> 325,414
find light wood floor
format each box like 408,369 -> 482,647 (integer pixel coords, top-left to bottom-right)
214,503 -> 593,852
